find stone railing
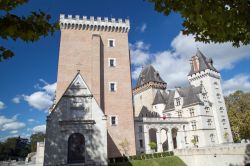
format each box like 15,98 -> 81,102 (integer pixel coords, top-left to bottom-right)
59,14 -> 130,33
135,117 -> 188,124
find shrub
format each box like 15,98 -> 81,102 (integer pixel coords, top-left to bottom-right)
170,151 -> 174,156
153,153 -> 158,158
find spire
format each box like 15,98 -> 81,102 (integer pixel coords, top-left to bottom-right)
135,65 -> 166,88
152,90 -> 165,105
188,49 -> 218,76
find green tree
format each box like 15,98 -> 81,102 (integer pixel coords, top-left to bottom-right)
0,137 -> 30,161
148,0 -> 250,47
30,132 -> 45,152
225,90 -> 250,142
0,0 -> 59,61
148,141 -> 157,150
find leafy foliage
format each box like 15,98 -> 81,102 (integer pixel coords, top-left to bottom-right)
30,132 -> 45,152
0,0 -> 59,61
0,137 -> 30,161
148,0 -> 250,47
225,90 -> 250,142
148,141 -> 157,150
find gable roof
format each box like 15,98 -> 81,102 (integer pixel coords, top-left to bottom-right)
164,85 -> 204,111
49,71 -> 97,113
188,49 -> 218,76
152,90 -> 165,105
138,106 -> 160,118
135,65 -> 166,88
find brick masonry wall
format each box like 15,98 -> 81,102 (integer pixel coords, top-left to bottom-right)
56,29 -> 136,158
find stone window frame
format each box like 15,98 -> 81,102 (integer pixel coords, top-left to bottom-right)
191,121 -> 197,130
110,115 -> 118,126
108,58 -> 116,67
210,134 -> 215,142
193,135 -> 199,143
207,119 -> 212,126
109,82 -> 117,92
189,108 -> 195,117
108,39 -> 115,47
175,97 -> 181,106
177,110 -> 182,118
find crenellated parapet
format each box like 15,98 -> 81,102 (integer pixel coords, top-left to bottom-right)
59,14 -> 130,33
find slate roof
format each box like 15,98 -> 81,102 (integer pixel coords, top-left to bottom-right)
152,90 -> 165,105
135,65 -> 166,88
189,49 -> 218,76
176,86 -> 203,108
164,86 -> 204,111
164,90 -> 175,111
139,106 -> 160,118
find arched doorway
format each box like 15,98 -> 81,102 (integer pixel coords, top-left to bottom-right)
172,128 -> 178,149
68,133 -> 85,164
160,129 -> 168,151
149,128 -> 157,152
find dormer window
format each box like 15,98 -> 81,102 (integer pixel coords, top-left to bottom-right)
190,108 -> 195,117
176,98 -> 181,106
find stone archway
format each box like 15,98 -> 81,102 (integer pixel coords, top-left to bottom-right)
160,129 -> 168,151
149,128 -> 157,152
172,128 -> 178,149
68,133 -> 85,164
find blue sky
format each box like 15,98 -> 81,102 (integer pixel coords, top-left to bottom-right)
0,0 -> 250,140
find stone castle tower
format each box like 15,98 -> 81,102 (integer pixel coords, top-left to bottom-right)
187,49 -> 233,143
56,14 -> 136,158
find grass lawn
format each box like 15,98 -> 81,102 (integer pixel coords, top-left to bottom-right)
109,156 -> 186,166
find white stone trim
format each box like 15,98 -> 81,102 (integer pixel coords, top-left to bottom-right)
108,39 -> 115,47
108,58 -> 116,67
110,115 -> 118,126
109,82 -> 117,92
60,14 -> 130,33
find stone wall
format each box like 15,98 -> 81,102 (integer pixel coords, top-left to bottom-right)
174,144 -> 250,166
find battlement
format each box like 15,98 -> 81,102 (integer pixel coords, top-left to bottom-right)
60,14 -> 130,33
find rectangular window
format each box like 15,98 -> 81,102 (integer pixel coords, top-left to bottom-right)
176,98 -> 181,106
139,139 -> 143,148
222,119 -> 226,125
110,116 -> 118,126
207,119 -> 212,126
109,82 -> 117,92
109,58 -> 116,67
178,111 -> 182,118
190,109 -> 195,117
193,135 -> 199,142
139,126 -> 143,133
191,121 -> 197,130
184,136 -> 187,144
205,107 -> 210,114
108,39 -> 115,47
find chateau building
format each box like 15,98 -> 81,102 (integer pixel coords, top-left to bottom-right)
133,50 -> 233,154
43,14 -> 234,165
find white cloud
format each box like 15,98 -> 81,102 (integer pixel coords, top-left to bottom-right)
131,32 -> 250,88
23,91 -> 53,110
140,23 -> 147,33
130,41 -> 150,66
28,118 -> 35,122
12,96 -> 21,104
32,124 -> 46,133
222,74 -> 250,96
0,101 -> 6,110
23,81 -> 56,111
10,130 -> 18,134
0,115 -> 26,131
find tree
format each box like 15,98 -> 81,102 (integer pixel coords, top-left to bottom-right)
148,0 -> 250,47
191,138 -> 198,147
0,136 -> 30,161
225,91 -> 250,142
119,138 -> 130,156
148,141 -> 157,151
0,0 -> 59,61
30,132 -> 45,152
